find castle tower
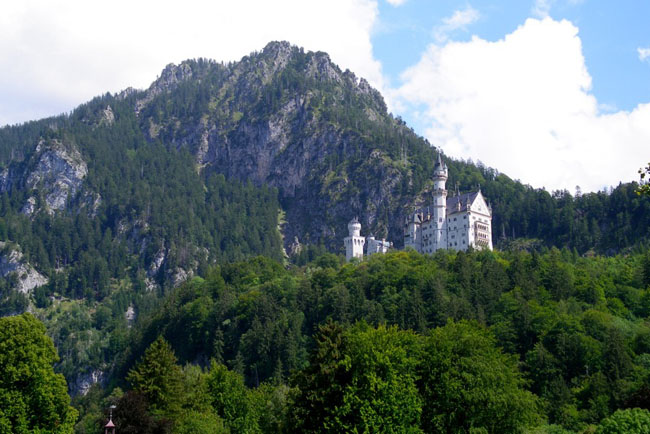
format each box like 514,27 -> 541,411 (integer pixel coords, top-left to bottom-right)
432,154 -> 448,250
344,217 -> 365,261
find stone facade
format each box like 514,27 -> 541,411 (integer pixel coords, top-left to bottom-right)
344,218 -> 366,261
404,155 -> 493,253
344,218 -> 393,261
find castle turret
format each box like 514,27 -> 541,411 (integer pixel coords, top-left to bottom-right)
344,217 -> 365,261
431,154 -> 448,250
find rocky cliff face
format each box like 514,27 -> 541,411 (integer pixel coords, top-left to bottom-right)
0,138 -> 95,216
0,242 -> 48,294
25,139 -> 88,214
135,41 -> 427,249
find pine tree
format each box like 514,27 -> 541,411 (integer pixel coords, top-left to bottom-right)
126,336 -> 184,415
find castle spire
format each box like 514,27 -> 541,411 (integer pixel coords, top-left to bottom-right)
435,152 -> 444,169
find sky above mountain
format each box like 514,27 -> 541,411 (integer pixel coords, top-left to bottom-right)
1,0 -> 648,193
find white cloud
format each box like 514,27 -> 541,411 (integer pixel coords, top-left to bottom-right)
396,17 -> 650,192
0,0 -> 385,126
434,6 -> 480,43
386,0 -> 408,6
639,47 -> 650,61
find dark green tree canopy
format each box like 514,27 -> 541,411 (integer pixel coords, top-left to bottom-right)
126,336 -> 184,415
0,313 -> 77,433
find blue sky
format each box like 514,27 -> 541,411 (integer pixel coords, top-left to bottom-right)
0,0 -> 648,192
373,0 -> 650,138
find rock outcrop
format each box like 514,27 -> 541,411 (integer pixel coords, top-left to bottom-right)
135,41 -> 415,249
0,242 -> 48,294
1,138 -> 91,216
25,139 -> 88,214
71,369 -> 105,396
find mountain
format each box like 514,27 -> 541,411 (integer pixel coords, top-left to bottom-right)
1,40 -> 649,293
0,41 -> 649,394
133,41 -> 433,247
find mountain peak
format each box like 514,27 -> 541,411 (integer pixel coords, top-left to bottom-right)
261,40 -> 295,57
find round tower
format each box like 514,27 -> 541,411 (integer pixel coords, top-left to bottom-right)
433,153 -> 448,191
432,154 -> 448,250
344,217 -> 365,261
348,218 -> 361,237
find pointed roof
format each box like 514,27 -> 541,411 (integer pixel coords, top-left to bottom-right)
446,191 -> 479,213
434,153 -> 444,169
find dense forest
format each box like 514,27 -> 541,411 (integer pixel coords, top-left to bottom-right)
56,248 -> 650,432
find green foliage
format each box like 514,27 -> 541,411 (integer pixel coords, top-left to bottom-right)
340,323 -> 423,433
288,321 -> 352,432
288,320 -> 539,433
112,391 -> 172,434
0,313 -> 77,433
108,248 -> 650,432
173,410 -> 228,434
126,336 -> 184,415
596,408 -> 650,434
206,361 -> 260,433
638,163 -> 650,197
420,320 -> 540,433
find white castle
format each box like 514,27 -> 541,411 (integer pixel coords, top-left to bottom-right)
404,154 -> 493,253
343,154 -> 493,261
344,217 -> 392,261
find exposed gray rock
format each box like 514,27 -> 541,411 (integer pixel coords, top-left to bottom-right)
288,236 -> 302,256
145,277 -> 158,292
169,267 -> 192,287
0,242 -> 48,294
25,139 -> 88,214
77,190 -> 102,217
71,369 -> 105,396
147,248 -> 166,278
136,62 -> 195,114
0,166 -> 20,193
100,105 -> 115,126
125,304 -> 136,327
134,41 -> 409,250
20,196 -> 37,216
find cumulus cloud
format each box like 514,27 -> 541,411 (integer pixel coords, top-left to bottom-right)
0,0 -> 385,126
434,6 -> 480,43
639,47 -> 650,62
396,17 -> 650,192
386,0 -> 408,6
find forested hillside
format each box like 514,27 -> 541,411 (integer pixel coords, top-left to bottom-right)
0,41 -> 650,432
65,249 -> 650,433
1,41 -> 648,307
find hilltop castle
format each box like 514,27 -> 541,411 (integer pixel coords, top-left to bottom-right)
404,154 -> 493,253
344,218 -> 392,261
343,154 -> 493,261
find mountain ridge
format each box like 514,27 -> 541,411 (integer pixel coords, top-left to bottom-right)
0,39 -> 648,399
0,40 -> 648,296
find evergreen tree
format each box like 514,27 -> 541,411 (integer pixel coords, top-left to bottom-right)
126,336 -> 184,415
0,313 -> 77,433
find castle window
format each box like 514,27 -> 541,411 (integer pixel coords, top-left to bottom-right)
454,217 -> 457,221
